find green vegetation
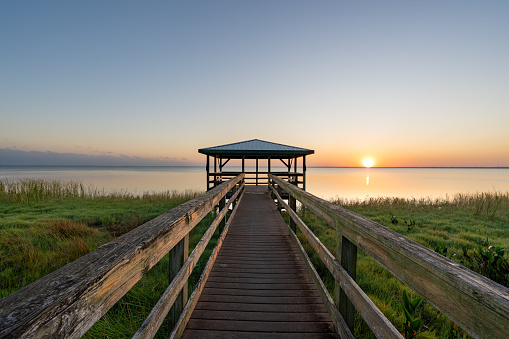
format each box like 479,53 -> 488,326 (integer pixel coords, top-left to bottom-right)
403,290 -> 424,339
297,192 -> 509,338
0,179 -> 221,338
2,179 -> 509,338
83,212 -> 218,338
0,179 -> 202,299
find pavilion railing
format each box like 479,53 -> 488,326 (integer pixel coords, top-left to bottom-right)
209,171 -> 304,188
0,174 -> 245,339
269,174 -> 509,339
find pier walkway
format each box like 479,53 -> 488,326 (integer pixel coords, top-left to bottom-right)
182,186 -> 339,338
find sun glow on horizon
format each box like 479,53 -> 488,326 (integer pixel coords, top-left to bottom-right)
362,157 -> 375,168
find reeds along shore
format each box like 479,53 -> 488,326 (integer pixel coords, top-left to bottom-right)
1,179 -> 508,338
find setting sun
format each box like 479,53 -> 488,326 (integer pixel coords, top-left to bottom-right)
362,157 -> 375,168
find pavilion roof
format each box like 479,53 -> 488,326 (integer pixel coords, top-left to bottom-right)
198,139 -> 314,158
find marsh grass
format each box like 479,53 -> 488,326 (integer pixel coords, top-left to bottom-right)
0,179 -> 202,299
3,180 -> 509,338
298,191 -> 509,338
1,178 -> 219,338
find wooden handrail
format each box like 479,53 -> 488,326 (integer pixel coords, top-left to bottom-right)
0,174 -> 245,339
269,183 -> 400,338
269,174 -> 509,339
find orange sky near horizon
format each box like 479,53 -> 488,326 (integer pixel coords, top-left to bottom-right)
1,2 -> 509,168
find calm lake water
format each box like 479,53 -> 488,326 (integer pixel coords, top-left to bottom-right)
1,166 -> 509,200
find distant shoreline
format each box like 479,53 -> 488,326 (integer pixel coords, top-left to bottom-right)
1,165 -> 508,169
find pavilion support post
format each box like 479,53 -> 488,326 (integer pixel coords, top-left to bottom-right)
206,155 -> 210,191
294,156 -> 297,186
219,157 -> 222,184
214,156 -> 217,187
256,158 -> 259,186
335,234 -> 357,332
287,158 -> 291,184
242,156 -> 245,173
169,234 -> 189,332
303,155 -> 307,191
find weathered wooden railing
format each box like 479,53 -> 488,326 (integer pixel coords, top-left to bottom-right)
0,174 -> 245,339
269,174 -> 509,339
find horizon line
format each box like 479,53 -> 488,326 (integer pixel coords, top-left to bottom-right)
1,165 -> 508,169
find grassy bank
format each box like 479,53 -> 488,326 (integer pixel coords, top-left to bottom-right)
0,179 -> 203,299
2,179 -> 508,338
298,192 -> 509,338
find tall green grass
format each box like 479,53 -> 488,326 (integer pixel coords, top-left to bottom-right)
3,180 -> 508,338
298,191 -> 509,338
1,178 -> 217,338
0,179 -> 202,299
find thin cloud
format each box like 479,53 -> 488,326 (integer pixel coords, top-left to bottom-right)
0,148 -> 200,166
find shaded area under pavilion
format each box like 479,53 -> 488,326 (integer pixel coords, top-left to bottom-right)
198,139 -> 314,190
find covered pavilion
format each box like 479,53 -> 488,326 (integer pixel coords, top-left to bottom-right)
198,139 -> 314,190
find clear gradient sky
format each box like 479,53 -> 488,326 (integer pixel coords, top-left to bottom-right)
1,1 -> 508,167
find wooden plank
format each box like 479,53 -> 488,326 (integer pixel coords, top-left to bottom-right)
270,183 -> 404,339
196,295 -> 323,304
201,288 -> 320,298
206,277 -> 314,284
180,189 -> 340,338
285,212 -> 353,339
270,175 -> 509,339
218,196 -> 226,233
182,329 -> 339,339
168,234 -> 189,331
0,175 -> 244,339
336,235 -> 357,332
194,302 -> 329,313
169,186 -> 246,338
185,319 -> 336,333
190,310 -> 332,322
132,182 -> 245,339
289,194 -> 297,232
208,272 -> 312,280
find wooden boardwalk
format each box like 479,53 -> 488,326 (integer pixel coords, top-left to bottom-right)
182,186 -> 340,338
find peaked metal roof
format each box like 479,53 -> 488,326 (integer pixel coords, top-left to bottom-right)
198,139 -> 314,157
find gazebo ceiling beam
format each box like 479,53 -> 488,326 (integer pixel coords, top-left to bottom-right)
220,158 -> 230,169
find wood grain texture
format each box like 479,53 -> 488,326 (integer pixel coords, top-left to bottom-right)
286,215 -> 354,339
180,187 -> 340,339
133,183 -> 245,339
270,184 -> 401,338
170,185 -> 246,338
270,174 -> 509,339
0,175 -> 244,339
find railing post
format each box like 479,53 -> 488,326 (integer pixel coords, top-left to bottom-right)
289,194 -> 297,232
335,234 -> 357,332
169,234 -> 189,332
218,195 -> 226,233
231,184 -> 237,210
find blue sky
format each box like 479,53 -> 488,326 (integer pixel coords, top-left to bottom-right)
1,1 -> 508,166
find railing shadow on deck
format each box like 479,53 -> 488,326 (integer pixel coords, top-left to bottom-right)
0,174 -> 245,339
268,174 -> 509,339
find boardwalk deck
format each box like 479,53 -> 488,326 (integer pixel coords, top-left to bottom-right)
182,186 -> 340,338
